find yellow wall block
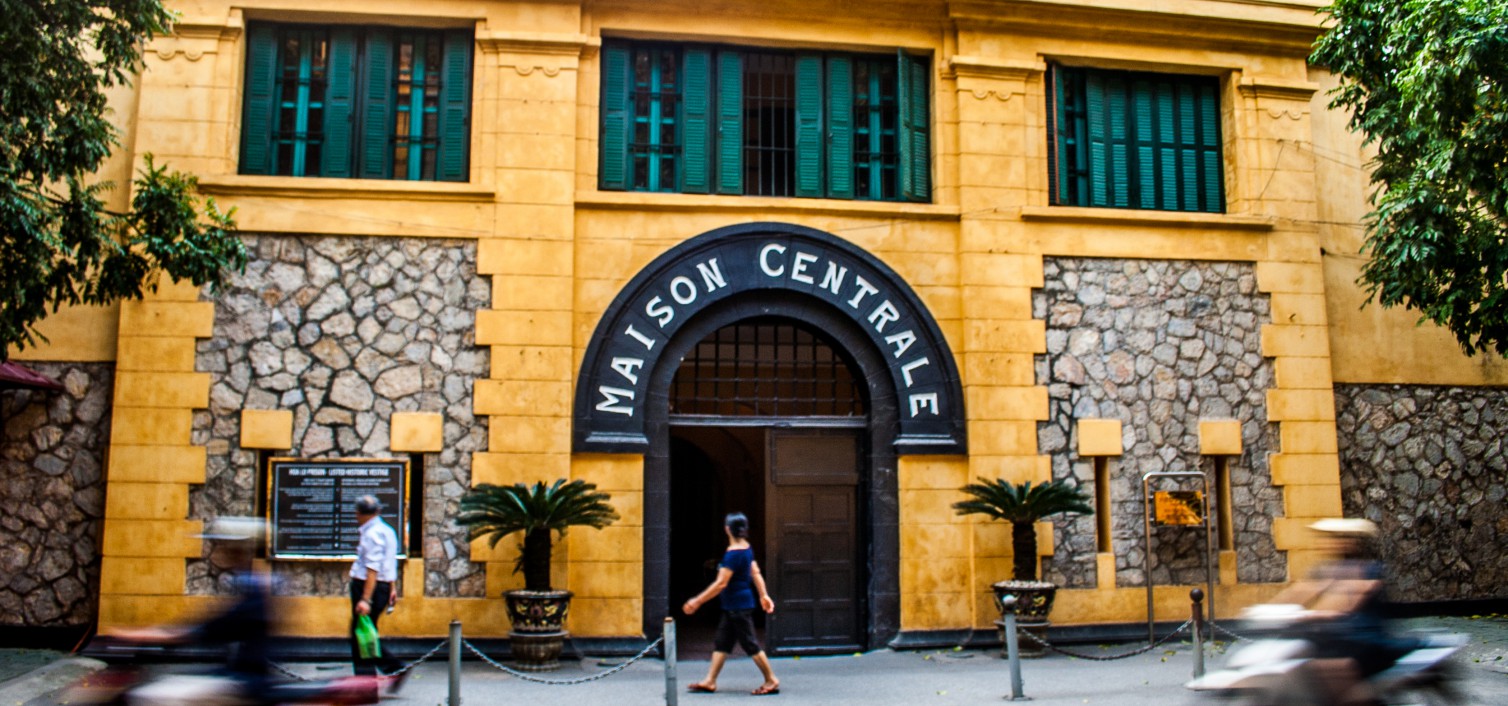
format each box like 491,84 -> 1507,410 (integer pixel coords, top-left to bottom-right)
488,416 -> 571,454
241,409 -> 294,450
901,555 -> 970,594
965,455 -> 1050,485
1035,521 -> 1053,557
472,452 -> 572,487
567,561 -> 642,598
116,336 -> 197,372
494,275 -> 574,311
972,521 -> 1011,557
901,592 -> 972,630
903,523 -> 971,558
898,456 -> 969,490
476,310 -> 573,346
490,346 -> 574,381
98,595 -> 214,632
1274,357 -> 1333,389
100,557 -> 185,595
1198,419 -> 1242,456
1077,418 -> 1124,457
568,598 -> 643,637
1266,389 -> 1337,422
966,420 -> 1038,455
1096,553 -> 1117,590
104,483 -> 188,520
1284,483 -> 1343,518
1273,516 -> 1318,551
570,455 -> 645,492
1279,421 -> 1340,455
391,412 -> 444,452
1255,261 -> 1325,294
1260,324 -> 1331,358
964,385 -> 1049,421
959,286 -> 1035,322
567,526 -> 642,563
111,408 -> 193,446
108,444 -> 207,484
963,351 -> 1036,386
1269,453 -> 1343,488
101,519 -> 204,557
478,239 -> 573,276
1270,293 -> 1329,326
113,372 -> 211,409
9,303 -> 120,362
118,301 -> 216,338
899,489 -> 966,525
1219,550 -> 1238,586
965,319 -> 1047,353
960,253 -> 1044,287
473,380 -> 572,417
613,491 -> 644,527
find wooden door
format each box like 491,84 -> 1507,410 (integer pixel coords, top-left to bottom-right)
764,429 -> 863,653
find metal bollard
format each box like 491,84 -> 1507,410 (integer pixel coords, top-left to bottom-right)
665,617 -> 678,706
1001,596 -> 1028,701
449,619 -> 462,706
1190,589 -> 1205,679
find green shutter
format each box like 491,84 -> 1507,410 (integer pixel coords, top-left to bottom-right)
359,28 -> 395,179
321,28 -> 358,178
794,54 -> 824,198
1197,82 -> 1222,212
1050,66 -> 1071,205
1155,81 -> 1178,211
1106,75 -> 1130,208
681,48 -> 712,194
1132,79 -> 1156,209
1177,83 -> 1199,211
897,50 -> 930,202
599,45 -> 631,190
826,56 -> 854,199
1085,72 -> 1108,207
715,50 -> 743,195
240,24 -> 280,175
436,30 -> 473,182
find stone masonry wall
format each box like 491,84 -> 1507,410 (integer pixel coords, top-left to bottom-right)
1035,258 -> 1285,588
1335,384 -> 1508,602
190,235 -> 489,597
0,363 -> 114,626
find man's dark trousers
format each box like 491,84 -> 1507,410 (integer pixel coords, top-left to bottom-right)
348,579 -> 404,677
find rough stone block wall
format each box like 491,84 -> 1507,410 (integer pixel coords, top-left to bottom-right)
1035,258 -> 1285,588
190,235 -> 490,597
1335,384 -> 1508,602
0,363 -> 114,626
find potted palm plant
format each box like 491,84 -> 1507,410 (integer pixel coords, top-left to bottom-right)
953,477 -> 1092,654
456,479 -> 619,671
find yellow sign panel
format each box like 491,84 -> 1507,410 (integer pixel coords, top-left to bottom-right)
1153,490 -> 1205,526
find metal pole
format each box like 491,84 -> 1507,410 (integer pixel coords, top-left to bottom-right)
665,617 -> 678,706
1001,596 -> 1027,701
448,619 -> 462,706
1144,475 -> 1155,644
1190,589 -> 1205,679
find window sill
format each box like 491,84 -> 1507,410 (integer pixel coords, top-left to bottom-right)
577,190 -> 961,220
1019,205 -> 1275,231
197,175 -> 495,202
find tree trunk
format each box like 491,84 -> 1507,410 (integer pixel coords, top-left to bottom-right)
523,528 -> 553,591
1012,520 -> 1038,582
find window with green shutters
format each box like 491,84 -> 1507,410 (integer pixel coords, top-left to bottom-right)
600,40 -> 930,202
1048,65 -> 1224,213
240,23 -> 473,181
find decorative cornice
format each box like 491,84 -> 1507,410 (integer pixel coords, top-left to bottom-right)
947,56 -> 1045,82
197,175 -> 495,203
477,31 -> 600,57
1237,78 -> 1321,103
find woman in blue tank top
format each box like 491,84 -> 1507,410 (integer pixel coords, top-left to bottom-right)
682,512 -> 781,695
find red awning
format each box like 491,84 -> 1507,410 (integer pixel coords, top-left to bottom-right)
0,361 -> 65,392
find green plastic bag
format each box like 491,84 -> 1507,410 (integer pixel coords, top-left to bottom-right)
355,614 -> 382,659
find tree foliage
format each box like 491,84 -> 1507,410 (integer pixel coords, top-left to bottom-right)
455,480 -> 619,591
953,478 -> 1093,582
0,0 -> 246,361
1313,0 -> 1508,356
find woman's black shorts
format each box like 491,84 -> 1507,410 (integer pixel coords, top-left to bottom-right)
713,609 -> 763,655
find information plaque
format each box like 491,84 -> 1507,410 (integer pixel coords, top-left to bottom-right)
269,458 -> 407,560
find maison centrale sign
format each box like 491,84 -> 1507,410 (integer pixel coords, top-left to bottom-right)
573,223 -> 966,455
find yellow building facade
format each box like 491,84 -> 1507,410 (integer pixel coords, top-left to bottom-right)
6,0 -> 1506,648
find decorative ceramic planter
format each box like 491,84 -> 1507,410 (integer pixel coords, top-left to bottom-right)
992,580 -> 1057,658
503,589 -> 573,671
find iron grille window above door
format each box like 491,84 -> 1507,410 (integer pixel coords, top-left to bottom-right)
670,319 -> 866,418
1048,65 -> 1224,213
600,40 -> 930,202
240,23 -> 472,181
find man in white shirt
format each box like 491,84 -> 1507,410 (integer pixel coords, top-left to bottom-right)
349,495 -> 404,693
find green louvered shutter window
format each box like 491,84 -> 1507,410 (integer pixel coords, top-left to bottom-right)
240,24 -> 280,175
681,48 -> 712,194
1198,82 -> 1224,212
826,56 -> 854,199
1132,78 -> 1158,209
715,50 -> 744,195
359,28 -> 395,179
436,30 -> 473,182
794,54 -> 824,198
320,28 -> 358,178
1105,74 -> 1130,208
599,45 -> 632,190
1085,71 -> 1108,207
1155,81 -> 1179,210
897,50 -> 930,202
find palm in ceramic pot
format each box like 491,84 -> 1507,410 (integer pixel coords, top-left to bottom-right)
953,477 -> 1092,623
456,479 -> 618,670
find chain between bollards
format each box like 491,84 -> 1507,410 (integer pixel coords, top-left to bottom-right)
1190,588 -> 1206,680
449,619 -> 462,706
664,617 -> 678,706
1000,596 -> 1029,701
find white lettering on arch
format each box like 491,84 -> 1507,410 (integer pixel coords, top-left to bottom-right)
760,243 -> 787,277
670,276 -> 698,305
645,296 -> 673,327
696,258 -> 728,292
885,330 -> 916,358
610,357 -> 644,385
819,261 -> 848,295
596,386 -> 636,416
791,251 -> 819,284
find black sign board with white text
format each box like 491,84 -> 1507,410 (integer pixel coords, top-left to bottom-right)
269,458 -> 407,560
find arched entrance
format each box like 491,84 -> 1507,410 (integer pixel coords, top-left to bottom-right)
572,222 -> 966,652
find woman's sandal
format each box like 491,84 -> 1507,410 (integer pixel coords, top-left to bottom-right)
751,683 -> 781,696
688,683 -> 717,693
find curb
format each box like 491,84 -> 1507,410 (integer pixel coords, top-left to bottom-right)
0,657 -> 106,706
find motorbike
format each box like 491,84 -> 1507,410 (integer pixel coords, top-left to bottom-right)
66,641 -> 378,706
1187,604 -> 1469,706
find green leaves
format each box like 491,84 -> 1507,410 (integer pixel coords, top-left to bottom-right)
952,477 -> 1094,524
0,1 -> 246,361
1313,0 -> 1508,356
455,479 -> 619,591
